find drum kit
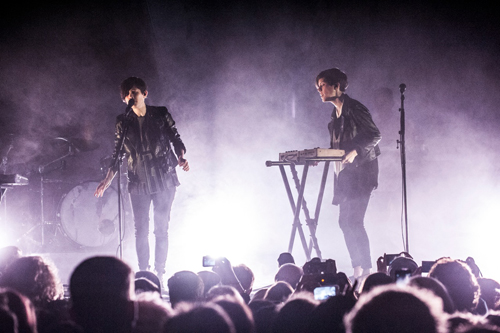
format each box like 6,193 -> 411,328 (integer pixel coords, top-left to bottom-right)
0,134 -> 129,253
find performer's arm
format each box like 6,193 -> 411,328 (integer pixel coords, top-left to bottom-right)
348,103 -> 381,161
177,149 -> 189,171
95,116 -> 122,197
94,168 -> 116,197
162,107 -> 189,172
212,257 -> 245,294
342,150 -> 358,164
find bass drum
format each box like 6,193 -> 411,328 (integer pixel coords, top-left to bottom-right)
58,181 -> 119,247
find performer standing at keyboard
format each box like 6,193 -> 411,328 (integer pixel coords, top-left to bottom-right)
315,68 -> 381,280
95,77 -> 189,283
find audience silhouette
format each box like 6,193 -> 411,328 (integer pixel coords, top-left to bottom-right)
2,245 -> 500,333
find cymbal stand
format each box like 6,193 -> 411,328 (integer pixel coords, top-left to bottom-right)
38,143 -> 75,246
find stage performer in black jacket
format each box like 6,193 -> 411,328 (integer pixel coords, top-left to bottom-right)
95,77 -> 189,282
315,68 -> 381,280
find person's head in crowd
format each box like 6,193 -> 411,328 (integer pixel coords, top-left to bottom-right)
344,284 -> 447,333
272,297 -> 317,333
0,256 -> 63,308
277,253 -> 295,267
478,278 -> 500,311
197,270 -> 222,298
69,256 -> 135,332
233,264 -> 255,295
247,299 -> 274,313
165,302 -> 236,333
308,292 -> 357,333
408,275 -> 456,314
0,246 -> 22,275
387,256 -> 418,282
134,292 -> 172,333
247,300 -> 278,333
213,296 -> 255,333
360,272 -> 393,294
0,287 -> 37,333
275,264 -> 303,290
429,257 -> 480,313
206,285 -> 245,304
135,270 -> 162,297
264,281 -> 294,304
167,270 -> 204,308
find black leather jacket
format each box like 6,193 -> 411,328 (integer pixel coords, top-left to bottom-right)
329,94 -> 381,204
111,105 -> 186,195
328,94 -> 381,165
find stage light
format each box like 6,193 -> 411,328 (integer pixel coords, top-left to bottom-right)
168,185 -> 263,270
0,227 -> 15,248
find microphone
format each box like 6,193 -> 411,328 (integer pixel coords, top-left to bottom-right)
399,83 -> 406,94
125,98 -> 134,116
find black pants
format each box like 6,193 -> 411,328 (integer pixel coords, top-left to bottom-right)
335,160 -> 377,270
338,187 -> 373,269
129,187 -> 176,275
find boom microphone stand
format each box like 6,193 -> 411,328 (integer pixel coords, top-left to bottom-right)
397,83 -> 410,253
109,99 -> 134,259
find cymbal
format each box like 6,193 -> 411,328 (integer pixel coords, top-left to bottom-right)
51,137 -> 99,152
68,138 -> 100,152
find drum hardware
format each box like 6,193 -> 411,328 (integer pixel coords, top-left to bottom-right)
65,137 -> 99,152
1,135 -> 103,251
0,174 -> 29,203
38,139 -> 77,247
11,180 -> 121,251
35,137 -> 100,248
58,181 -> 119,248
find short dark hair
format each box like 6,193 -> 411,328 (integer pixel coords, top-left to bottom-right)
120,77 -> 147,100
316,68 -> 348,91
233,264 -> 254,293
70,256 -> 133,304
167,271 -> 204,307
428,258 -> 480,312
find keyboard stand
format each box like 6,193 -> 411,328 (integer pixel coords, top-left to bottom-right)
266,157 -> 341,261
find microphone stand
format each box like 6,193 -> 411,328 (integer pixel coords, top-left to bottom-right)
110,101 -> 134,259
397,84 -> 410,253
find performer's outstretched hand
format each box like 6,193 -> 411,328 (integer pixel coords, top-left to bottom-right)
94,169 -> 115,197
178,150 -> 189,171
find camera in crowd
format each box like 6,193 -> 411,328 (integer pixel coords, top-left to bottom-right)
298,258 -> 341,300
202,255 -> 224,267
